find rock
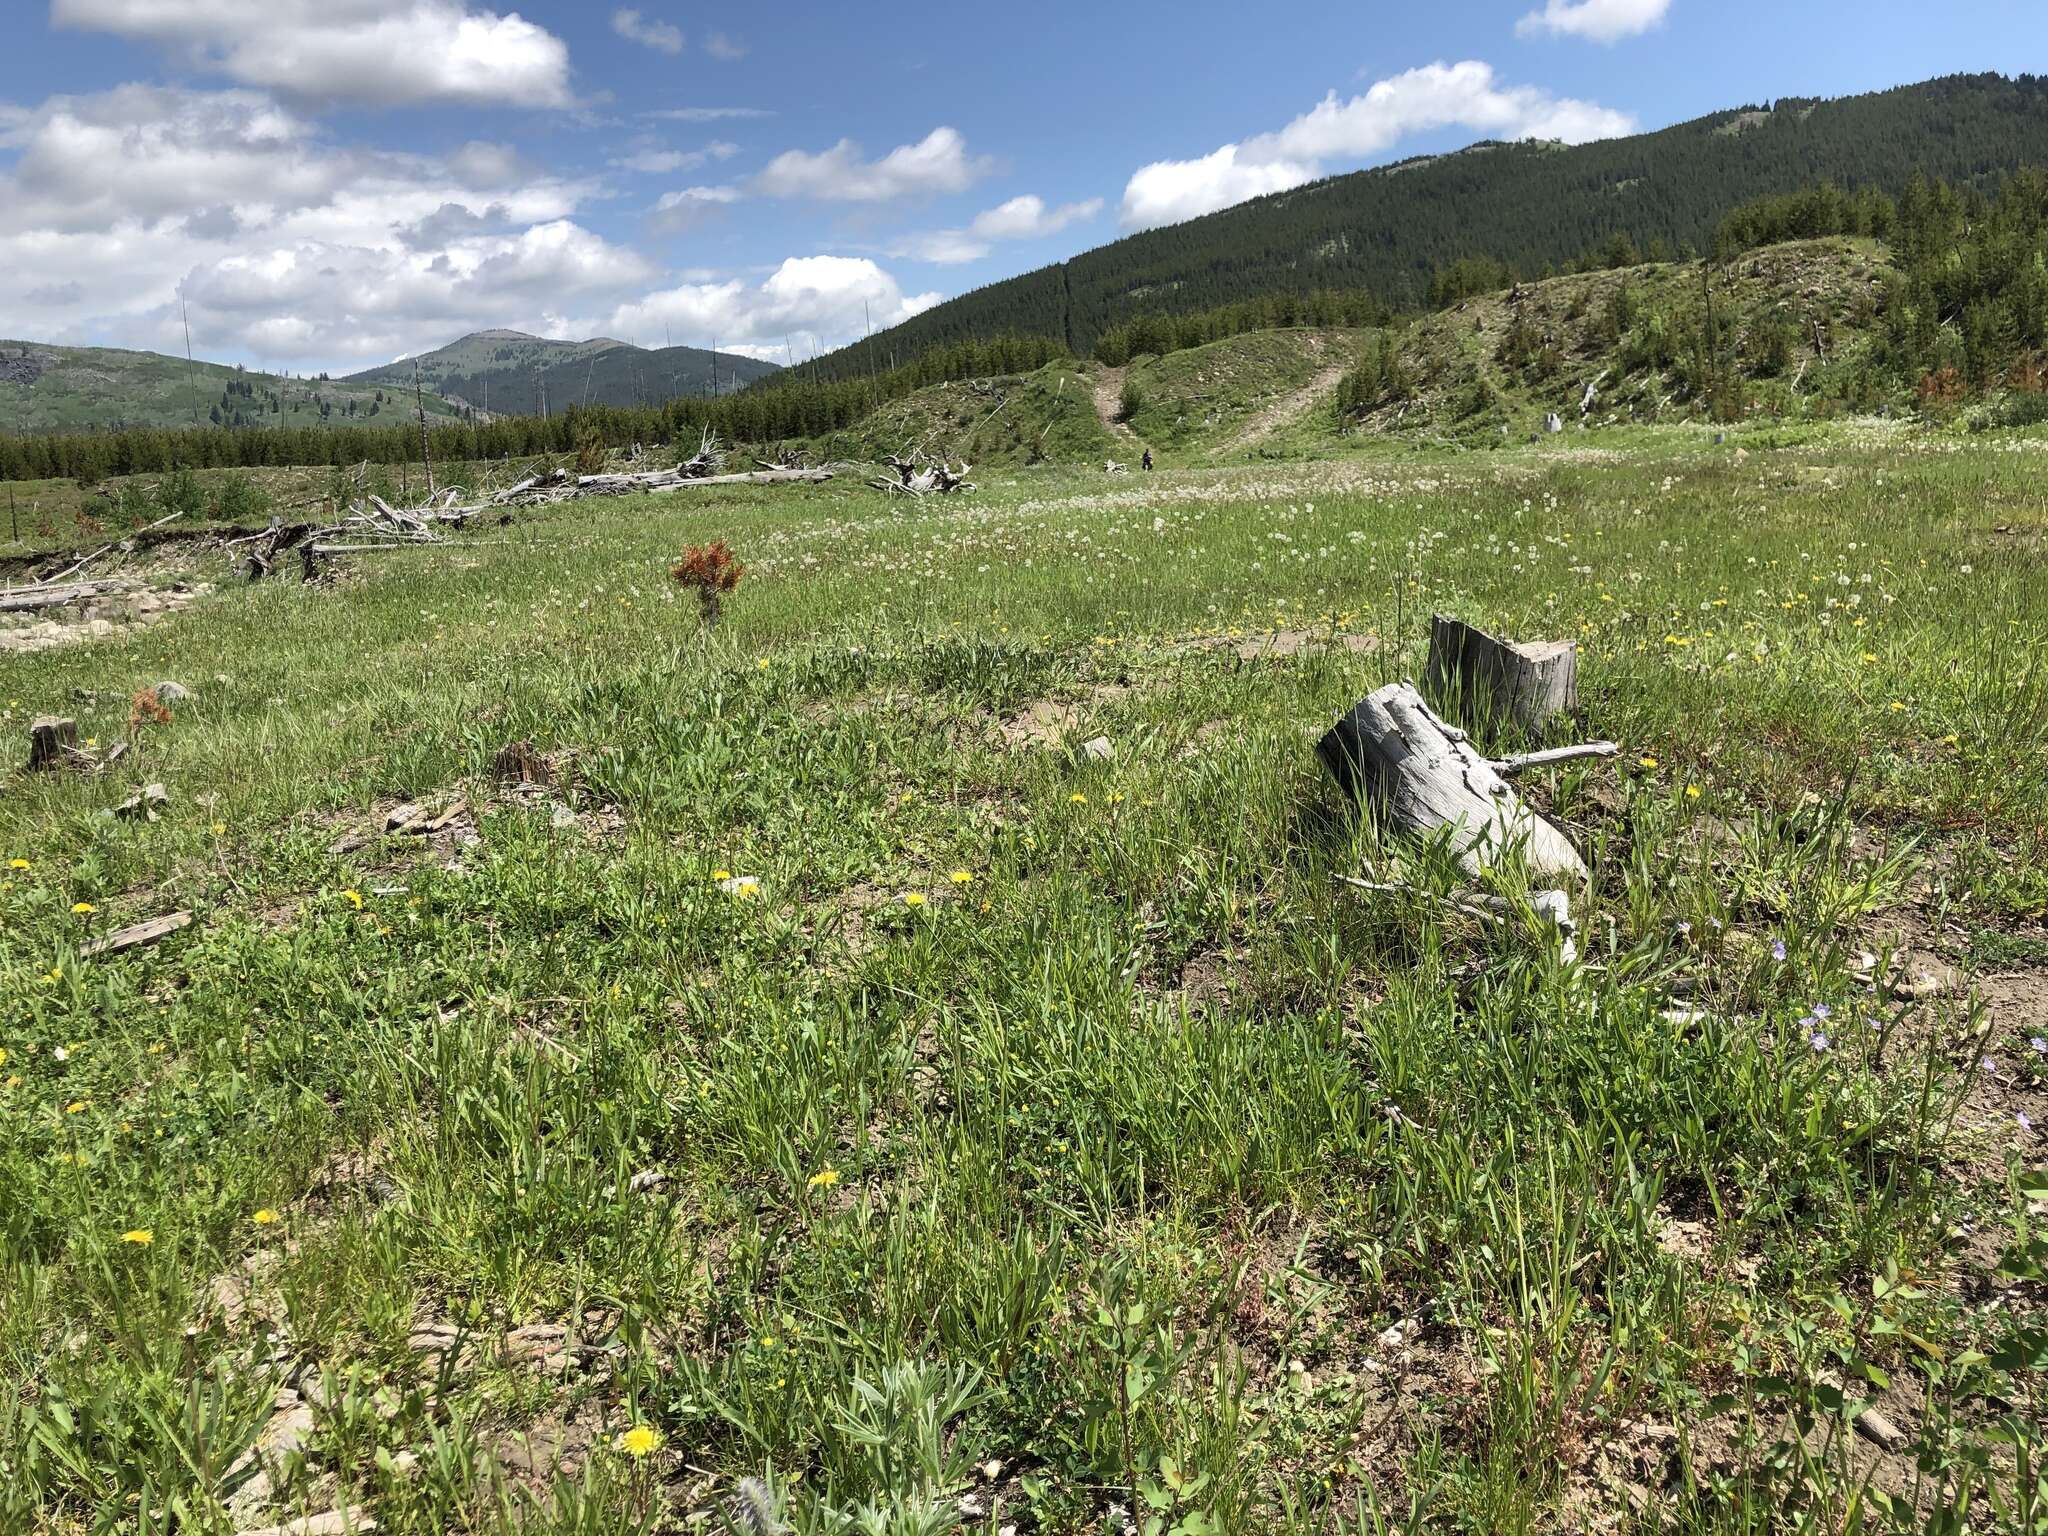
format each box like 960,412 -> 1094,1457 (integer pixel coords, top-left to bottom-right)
1080,735 -> 1114,761
153,681 -> 192,704
1855,1405 -> 1907,1451
503,1323 -> 569,1366
116,783 -> 169,821
87,619 -> 115,638
223,1402 -> 319,1522
1893,964 -> 1963,1002
238,1512 -> 376,1536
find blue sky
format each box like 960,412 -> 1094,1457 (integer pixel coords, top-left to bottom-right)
1,0 -> 2041,373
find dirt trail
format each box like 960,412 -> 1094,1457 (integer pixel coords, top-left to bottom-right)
1211,355 -> 1349,458
1091,365 -> 1144,452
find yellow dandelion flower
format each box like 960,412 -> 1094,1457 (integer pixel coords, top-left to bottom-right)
120,1229 -> 153,1246
949,870 -> 974,884
65,1099 -> 86,1114
340,889 -> 364,909
1942,733 -> 1960,747
1069,792 -> 1088,804
1638,756 -> 1659,770
71,902 -> 95,915
808,1167 -> 840,1188
211,822 -> 227,836
7,858 -> 27,870
1888,700 -> 1905,713
0,1047 -> 6,1067
252,1208 -> 281,1226
1861,653 -> 1877,664
712,869 -> 732,881
617,1424 -> 660,1457
902,891 -> 926,907
1685,785 -> 1702,800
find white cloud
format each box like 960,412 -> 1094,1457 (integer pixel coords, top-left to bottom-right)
969,194 -> 1102,241
1517,0 -> 1672,42
611,8 -> 683,55
0,85 -> 637,368
609,255 -> 941,356
51,0 -> 575,109
612,141 -> 738,175
755,127 -> 990,203
705,31 -> 748,61
647,183 -> 744,232
1120,60 -> 1633,228
891,193 -> 1105,265
644,105 -> 772,122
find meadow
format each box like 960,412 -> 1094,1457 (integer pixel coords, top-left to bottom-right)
1,424 -> 2044,1535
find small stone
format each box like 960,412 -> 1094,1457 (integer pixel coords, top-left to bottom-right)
1080,736 -> 1114,761
153,680 -> 192,704
238,1512 -> 376,1536
503,1323 -> 569,1366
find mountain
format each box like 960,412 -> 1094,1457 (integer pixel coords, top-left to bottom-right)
801,72 -> 2048,380
0,340 -> 470,434
344,329 -> 780,417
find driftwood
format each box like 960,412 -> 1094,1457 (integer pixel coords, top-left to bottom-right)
1318,681 -> 1589,883
82,910 -> 193,959
872,453 -> 973,498
0,580 -> 123,614
28,716 -> 79,772
116,782 -> 169,821
1425,614 -> 1578,733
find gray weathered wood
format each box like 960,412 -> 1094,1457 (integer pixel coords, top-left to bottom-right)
82,910 -> 193,958
1492,742 -> 1618,776
1425,614 -> 1578,732
1317,681 -> 1588,883
0,580 -> 124,614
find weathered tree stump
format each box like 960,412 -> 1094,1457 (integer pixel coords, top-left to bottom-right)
1425,614 -> 1578,733
28,716 -> 78,772
1317,682 -> 1588,883
492,739 -> 552,787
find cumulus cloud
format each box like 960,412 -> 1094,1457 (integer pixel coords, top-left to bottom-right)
1517,0 -> 1672,42
611,8 -> 682,55
0,84 -> 633,367
51,0 -> 575,109
756,126 -> 989,203
609,255 -> 941,357
705,31 -> 748,61
647,184 -> 744,232
891,193 -> 1105,265
1120,60 -> 1633,228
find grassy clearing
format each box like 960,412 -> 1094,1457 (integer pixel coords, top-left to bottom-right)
2,429 -> 2046,1535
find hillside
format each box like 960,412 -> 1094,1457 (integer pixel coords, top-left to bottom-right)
802,72 -> 2048,378
345,330 -> 780,417
803,361 -> 1117,468
0,340 -> 469,435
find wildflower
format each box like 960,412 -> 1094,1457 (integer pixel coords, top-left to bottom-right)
719,875 -> 761,899
1676,921 -> 1692,937
120,1229 -> 153,1246
1812,1003 -> 1831,1021
902,892 -> 927,907
1638,756 -> 1658,770
252,1209 -> 281,1226
340,889 -> 363,910
1943,734 -> 1960,747
7,858 -> 26,870
949,870 -> 974,884
2021,1112 -> 2034,1133
1810,1033 -> 1830,1053
617,1424 -> 661,1458
1685,784 -> 1702,800
1771,938 -> 1787,962
71,902 -> 95,915
2031,1037 -> 2046,1055
1888,701 -> 1905,713
211,822 -> 227,836
711,869 -> 732,881
1070,792 -> 1088,804
808,1167 -> 840,1188
65,1100 -> 86,1114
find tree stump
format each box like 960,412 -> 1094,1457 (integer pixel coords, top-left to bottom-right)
1425,614 -> 1577,733
1317,682 -> 1588,883
28,716 -> 78,772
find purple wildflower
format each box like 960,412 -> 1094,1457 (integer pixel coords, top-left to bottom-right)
1810,1032 -> 1830,1053
2031,1036 -> 2045,1055
2021,1112 -> 2034,1133
1771,938 -> 1787,962
1677,921 -> 1693,937
1812,1003 -> 1831,1021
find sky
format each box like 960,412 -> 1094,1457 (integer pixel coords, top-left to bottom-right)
0,0 -> 2041,375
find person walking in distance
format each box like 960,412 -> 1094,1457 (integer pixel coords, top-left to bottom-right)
1142,447 -> 1153,471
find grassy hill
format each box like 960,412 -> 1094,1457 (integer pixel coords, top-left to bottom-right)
345,329 -> 780,417
0,340 -> 470,435
801,72 -> 2048,378
803,361 -> 1118,468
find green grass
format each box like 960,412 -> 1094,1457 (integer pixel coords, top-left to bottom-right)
3,430 -> 2046,1535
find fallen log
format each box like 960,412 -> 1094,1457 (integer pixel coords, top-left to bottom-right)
1424,614 -> 1578,733
0,580 -> 124,614
82,910 -> 193,959
1317,681 -> 1589,883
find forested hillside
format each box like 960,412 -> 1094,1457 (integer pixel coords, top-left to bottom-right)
345,330 -> 778,417
798,72 -> 2048,379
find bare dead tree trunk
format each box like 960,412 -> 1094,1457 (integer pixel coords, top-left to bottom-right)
1425,614 -> 1578,733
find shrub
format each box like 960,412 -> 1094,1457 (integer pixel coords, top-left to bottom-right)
672,541 -> 744,627
1116,379 -> 1144,423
